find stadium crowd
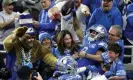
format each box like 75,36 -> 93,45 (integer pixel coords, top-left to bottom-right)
0,0 -> 133,80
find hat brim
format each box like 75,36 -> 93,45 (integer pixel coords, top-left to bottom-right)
26,32 -> 37,35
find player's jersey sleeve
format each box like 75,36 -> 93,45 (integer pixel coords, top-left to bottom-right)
115,60 -> 126,76
101,51 -> 112,64
97,41 -> 108,52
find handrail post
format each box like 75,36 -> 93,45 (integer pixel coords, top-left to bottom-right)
131,47 -> 133,64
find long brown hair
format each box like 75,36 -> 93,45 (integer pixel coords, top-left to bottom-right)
57,30 -> 77,55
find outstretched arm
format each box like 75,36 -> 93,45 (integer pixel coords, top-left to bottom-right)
109,76 -> 126,80
79,51 -> 103,62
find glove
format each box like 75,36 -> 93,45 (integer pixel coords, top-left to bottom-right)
103,63 -> 111,71
104,71 -> 114,78
12,26 -> 28,37
61,0 -> 74,16
87,65 -> 98,72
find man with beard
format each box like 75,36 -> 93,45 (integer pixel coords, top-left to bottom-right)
88,0 -> 123,31
0,0 -> 19,41
3,26 -> 57,79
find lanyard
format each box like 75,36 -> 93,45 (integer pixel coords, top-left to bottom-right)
21,47 -> 32,66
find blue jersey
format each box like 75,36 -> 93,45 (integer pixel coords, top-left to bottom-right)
101,39 -> 124,63
104,59 -> 126,79
88,6 -> 123,31
110,58 -> 126,77
101,51 -> 112,64
77,40 -> 107,74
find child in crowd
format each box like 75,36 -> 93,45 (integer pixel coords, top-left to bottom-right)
104,43 -> 126,80
38,32 -> 59,80
90,43 -> 126,80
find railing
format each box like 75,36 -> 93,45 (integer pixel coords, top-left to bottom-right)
124,45 -> 133,70
124,45 -> 133,64
1,42 -> 133,70
1,42 -> 133,61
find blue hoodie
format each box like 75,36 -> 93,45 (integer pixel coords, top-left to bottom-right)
82,0 -> 122,14
88,6 -> 123,31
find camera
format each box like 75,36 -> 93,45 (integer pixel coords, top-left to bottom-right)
31,70 -> 38,80
0,68 -> 11,79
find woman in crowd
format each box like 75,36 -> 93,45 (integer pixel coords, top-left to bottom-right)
57,30 -> 80,59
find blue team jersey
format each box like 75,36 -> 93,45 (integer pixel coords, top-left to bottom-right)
104,59 -> 126,79
110,58 -> 126,77
101,51 -> 112,64
101,39 -> 124,63
77,40 -> 107,74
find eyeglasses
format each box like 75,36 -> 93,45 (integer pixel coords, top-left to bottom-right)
108,33 -> 119,37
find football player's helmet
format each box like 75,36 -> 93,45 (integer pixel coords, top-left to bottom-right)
56,56 -> 78,75
87,24 -> 107,42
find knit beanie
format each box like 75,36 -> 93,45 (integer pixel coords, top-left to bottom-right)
39,32 -> 52,43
